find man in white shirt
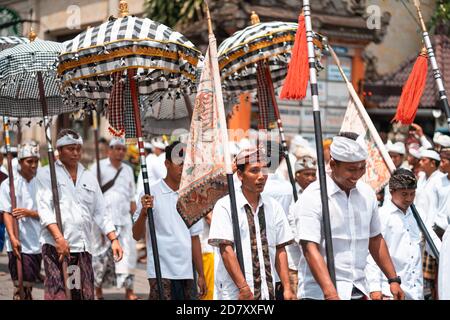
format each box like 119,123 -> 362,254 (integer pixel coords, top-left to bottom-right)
366,169 -> 424,300
135,136 -> 167,202
36,129 -> 123,300
429,148 -> 450,236
294,132 -> 404,300
294,156 -> 317,196
415,149 -> 444,215
387,141 -> 407,169
209,147 -> 296,300
0,141 -> 41,300
91,137 -> 138,300
438,225 -> 450,300
133,141 -> 206,300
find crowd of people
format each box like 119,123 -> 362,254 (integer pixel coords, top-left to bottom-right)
0,122 -> 449,300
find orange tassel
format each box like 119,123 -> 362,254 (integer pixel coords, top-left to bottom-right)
280,14 -> 309,100
393,51 -> 428,125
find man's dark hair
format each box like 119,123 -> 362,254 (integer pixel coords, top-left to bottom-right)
165,141 -> 186,163
56,129 -> 80,141
99,137 -> 108,144
338,131 -> 359,141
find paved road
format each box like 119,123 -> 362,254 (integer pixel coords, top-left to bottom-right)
0,251 -> 149,300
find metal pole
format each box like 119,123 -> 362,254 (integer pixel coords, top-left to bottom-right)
2,116 -> 24,299
37,71 -> 71,299
303,0 -> 336,285
328,45 -> 440,262
205,2 -> 246,274
261,61 -> 298,202
414,0 -> 450,129
92,109 -> 101,184
128,68 -> 164,300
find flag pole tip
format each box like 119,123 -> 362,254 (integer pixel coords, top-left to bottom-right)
28,28 -> 37,42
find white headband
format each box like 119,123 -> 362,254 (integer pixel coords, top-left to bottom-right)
420,149 -> 441,162
330,135 -> 368,162
56,133 -> 83,148
18,141 -> 40,160
109,137 -> 126,147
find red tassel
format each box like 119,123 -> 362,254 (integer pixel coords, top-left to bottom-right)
392,51 -> 428,125
280,14 -> 309,100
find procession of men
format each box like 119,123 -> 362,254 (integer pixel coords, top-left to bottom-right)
1,121 -> 449,301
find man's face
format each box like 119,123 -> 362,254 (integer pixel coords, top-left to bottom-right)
419,157 -> 435,174
295,169 -> 317,190
330,159 -> 366,191
110,145 -> 126,162
19,157 -> 39,178
389,152 -> 404,168
238,162 -> 269,194
165,159 -> 184,183
440,157 -> 450,174
58,144 -> 82,167
391,188 -> 416,212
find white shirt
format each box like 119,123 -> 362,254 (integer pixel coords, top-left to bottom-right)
438,226 -> 450,300
294,175 -> 382,300
209,188 -> 294,300
135,153 -> 166,202
92,158 -> 136,226
262,173 -> 300,271
427,174 -> 450,230
365,200 -> 423,300
415,170 -> 444,219
0,165 -> 7,175
199,218 -> 213,254
133,179 -> 202,279
36,160 -> 115,254
0,173 -> 41,254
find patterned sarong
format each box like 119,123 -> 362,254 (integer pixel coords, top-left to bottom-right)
42,244 -> 94,300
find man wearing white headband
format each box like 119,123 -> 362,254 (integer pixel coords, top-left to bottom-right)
0,141 -> 41,299
91,137 -> 138,300
293,132 -> 404,300
36,129 -> 123,300
135,136 -> 167,203
386,141 -> 407,169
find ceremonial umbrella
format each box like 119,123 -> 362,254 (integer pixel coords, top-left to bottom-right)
0,35 -> 30,300
218,15 -> 303,201
0,34 -> 89,299
57,0 -> 202,299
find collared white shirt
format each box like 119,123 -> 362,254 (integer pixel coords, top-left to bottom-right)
36,160 -> 115,254
133,179 -> 202,279
209,188 -> 294,300
365,200 -> 423,300
135,153 -> 166,202
92,158 -> 136,226
294,175 -> 382,300
262,173 -> 299,271
415,170 -> 444,219
427,174 -> 450,230
0,172 -> 41,254
438,226 -> 450,300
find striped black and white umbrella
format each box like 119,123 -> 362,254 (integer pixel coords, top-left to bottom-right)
58,14 -> 202,138
0,36 -> 29,51
0,40 -> 87,117
218,21 -> 297,100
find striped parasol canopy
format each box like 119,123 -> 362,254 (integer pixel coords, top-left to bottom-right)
0,39 -> 87,117
218,20 -> 298,100
58,15 -> 202,104
0,36 -> 29,50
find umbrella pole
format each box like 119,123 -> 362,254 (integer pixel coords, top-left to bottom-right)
37,71 -> 71,299
303,0 -> 336,285
328,45 -> 440,261
205,2 -> 246,274
128,68 -> 164,300
261,61 -> 298,202
92,109 -> 101,184
414,0 -> 450,129
2,116 -> 24,300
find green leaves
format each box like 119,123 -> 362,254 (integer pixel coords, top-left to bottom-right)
144,0 -> 204,28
